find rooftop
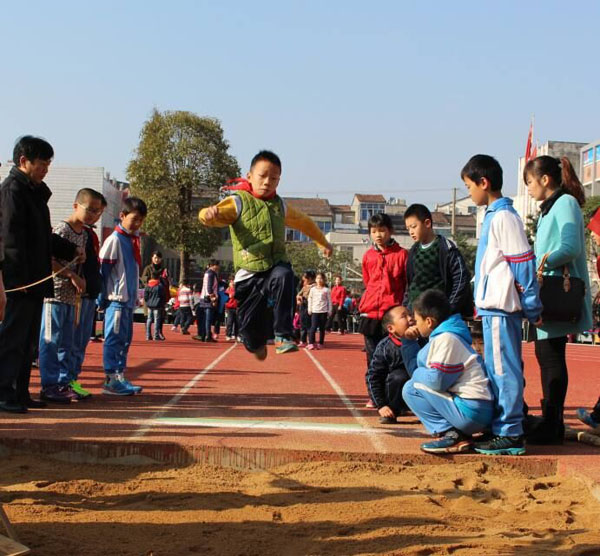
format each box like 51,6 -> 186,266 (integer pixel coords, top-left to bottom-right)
353,194 -> 386,203
284,197 -> 332,217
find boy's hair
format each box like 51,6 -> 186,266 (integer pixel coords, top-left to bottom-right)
152,250 -> 162,258
121,197 -> 148,217
208,259 -> 219,267
412,289 -> 451,324
75,188 -> 107,207
13,135 -> 54,164
368,212 -> 393,232
302,270 -> 316,281
403,204 -> 432,223
381,305 -> 402,330
333,274 -> 342,281
250,150 -> 281,171
460,154 -> 503,191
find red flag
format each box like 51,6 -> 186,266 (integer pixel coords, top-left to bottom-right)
531,142 -> 538,160
525,121 -> 533,161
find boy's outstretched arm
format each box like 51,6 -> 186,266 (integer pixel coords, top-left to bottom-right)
199,197 -> 240,227
285,205 -> 333,256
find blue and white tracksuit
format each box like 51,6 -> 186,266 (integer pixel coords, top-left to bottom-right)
401,314 -> 494,435
474,197 -> 542,437
98,227 -> 139,376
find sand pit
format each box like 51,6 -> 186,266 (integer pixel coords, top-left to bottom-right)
1,453 -> 600,556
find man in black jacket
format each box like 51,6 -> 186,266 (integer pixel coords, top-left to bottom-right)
0,136 -> 83,413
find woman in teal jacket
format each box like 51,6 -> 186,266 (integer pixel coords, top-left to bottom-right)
524,156 -> 593,444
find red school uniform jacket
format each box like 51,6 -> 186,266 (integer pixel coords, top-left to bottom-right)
331,285 -> 348,307
225,286 -> 238,309
359,241 -> 408,320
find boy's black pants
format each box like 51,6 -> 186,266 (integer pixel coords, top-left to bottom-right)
225,309 -> 238,337
235,262 -> 294,351
0,293 -> 43,403
309,313 -> 327,345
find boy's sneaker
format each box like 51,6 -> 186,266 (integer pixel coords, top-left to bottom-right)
421,428 -> 471,454
297,342 -> 306,348
576,408 -> 600,430
275,336 -> 299,354
192,335 -> 205,341
154,335 -> 165,341
145,336 -> 153,341
316,343 -> 323,350
473,434 -> 526,456
171,326 -> 178,332
379,416 -> 397,425
69,380 -> 92,399
121,376 -> 143,394
251,345 -> 268,361
306,343 -> 316,350
365,399 -> 376,408
102,373 -> 135,396
40,385 -> 72,404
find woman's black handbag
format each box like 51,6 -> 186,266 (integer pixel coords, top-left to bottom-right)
537,253 -> 585,323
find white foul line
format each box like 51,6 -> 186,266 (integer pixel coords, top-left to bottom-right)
303,349 -> 387,453
130,343 -> 237,439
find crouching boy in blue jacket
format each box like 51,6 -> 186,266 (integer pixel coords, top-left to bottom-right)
401,289 -> 494,454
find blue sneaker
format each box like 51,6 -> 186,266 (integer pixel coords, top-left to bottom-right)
576,408 -> 600,429
121,376 -> 143,394
275,336 -> 299,354
102,373 -> 135,396
421,429 -> 471,454
473,435 -> 526,456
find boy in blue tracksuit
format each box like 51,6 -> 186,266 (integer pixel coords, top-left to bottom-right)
461,155 -> 542,455
98,197 -> 147,396
401,289 -> 494,453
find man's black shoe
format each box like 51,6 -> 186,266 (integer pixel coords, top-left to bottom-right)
0,401 -> 28,414
23,397 -> 47,409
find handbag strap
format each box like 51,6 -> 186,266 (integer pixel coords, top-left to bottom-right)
537,252 -> 571,292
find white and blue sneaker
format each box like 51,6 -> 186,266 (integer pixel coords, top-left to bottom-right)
121,375 -> 143,394
102,373 -> 135,396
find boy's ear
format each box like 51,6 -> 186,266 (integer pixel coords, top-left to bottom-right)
425,218 -> 433,228
479,177 -> 491,191
426,316 -> 437,330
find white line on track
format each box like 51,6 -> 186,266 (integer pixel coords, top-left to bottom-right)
303,348 -> 388,453
129,343 -> 237,439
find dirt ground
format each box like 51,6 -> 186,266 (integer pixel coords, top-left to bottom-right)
2,454 -> 600,556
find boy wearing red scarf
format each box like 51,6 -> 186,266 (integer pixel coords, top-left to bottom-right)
98,197 -> 147,395
200,150 -> 332,360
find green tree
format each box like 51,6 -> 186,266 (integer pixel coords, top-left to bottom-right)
127,109 -> 240,281
286,242 -> 361,285
454,232 -> 476,276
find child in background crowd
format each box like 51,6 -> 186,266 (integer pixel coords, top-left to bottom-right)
199,150 -> 332,360
297,270 -> 315,347
402,289 -> 494,454
462,154 -> 542,455
193,260 -> 219,342
307,272 -> 332,350
39,188 -> 105,403
225,278 -> 238,341
99,197 -> 148,396
359,213 -> 408,405
177,279 -> 193,335
144,270 -> 166,341
366,305 -> 411,424
403,204 -> 473,317
329,275 -> 348,334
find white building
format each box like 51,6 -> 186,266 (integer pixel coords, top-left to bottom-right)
581,140 -> 600,198
0,162 -> 128,243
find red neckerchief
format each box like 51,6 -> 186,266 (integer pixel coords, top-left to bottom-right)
114,225 -> 141,268
389,333 -> 403,346
84,225 -> 100,258
220,177 -> 276,200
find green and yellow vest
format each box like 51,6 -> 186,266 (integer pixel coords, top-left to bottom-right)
230,191 -> 288,272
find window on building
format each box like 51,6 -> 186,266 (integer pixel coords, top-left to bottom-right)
317,221 -> 332,233
584,149 -> 594,166
286,228 -> 309,242
467,206 -> 477,214
359,203 -> 385,221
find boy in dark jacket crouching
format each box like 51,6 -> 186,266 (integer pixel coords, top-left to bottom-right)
365,305 -> 411,424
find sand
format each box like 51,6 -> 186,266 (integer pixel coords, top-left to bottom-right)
2,454 -> 600,556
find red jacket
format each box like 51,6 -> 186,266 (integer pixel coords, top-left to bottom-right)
331,285 -> 348,307
225,286 -> 238,309
359,241 -> 408,320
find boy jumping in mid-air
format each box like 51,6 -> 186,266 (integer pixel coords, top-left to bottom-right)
199,150 -> 332,360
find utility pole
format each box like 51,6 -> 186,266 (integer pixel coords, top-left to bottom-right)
451,187 -> 457,239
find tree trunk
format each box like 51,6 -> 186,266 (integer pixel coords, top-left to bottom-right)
179,250 -> 190,284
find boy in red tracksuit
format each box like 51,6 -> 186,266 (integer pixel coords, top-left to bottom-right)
359,213 -> 408,404
329,275 -> 349,334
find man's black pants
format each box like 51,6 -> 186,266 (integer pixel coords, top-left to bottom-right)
0,293 -> 43,403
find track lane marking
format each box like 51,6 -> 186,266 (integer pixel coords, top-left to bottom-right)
303,349 -> 387,453
130,343 -> 237,439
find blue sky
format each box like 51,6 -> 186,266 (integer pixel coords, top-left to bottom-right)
1,0 -> 598,206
